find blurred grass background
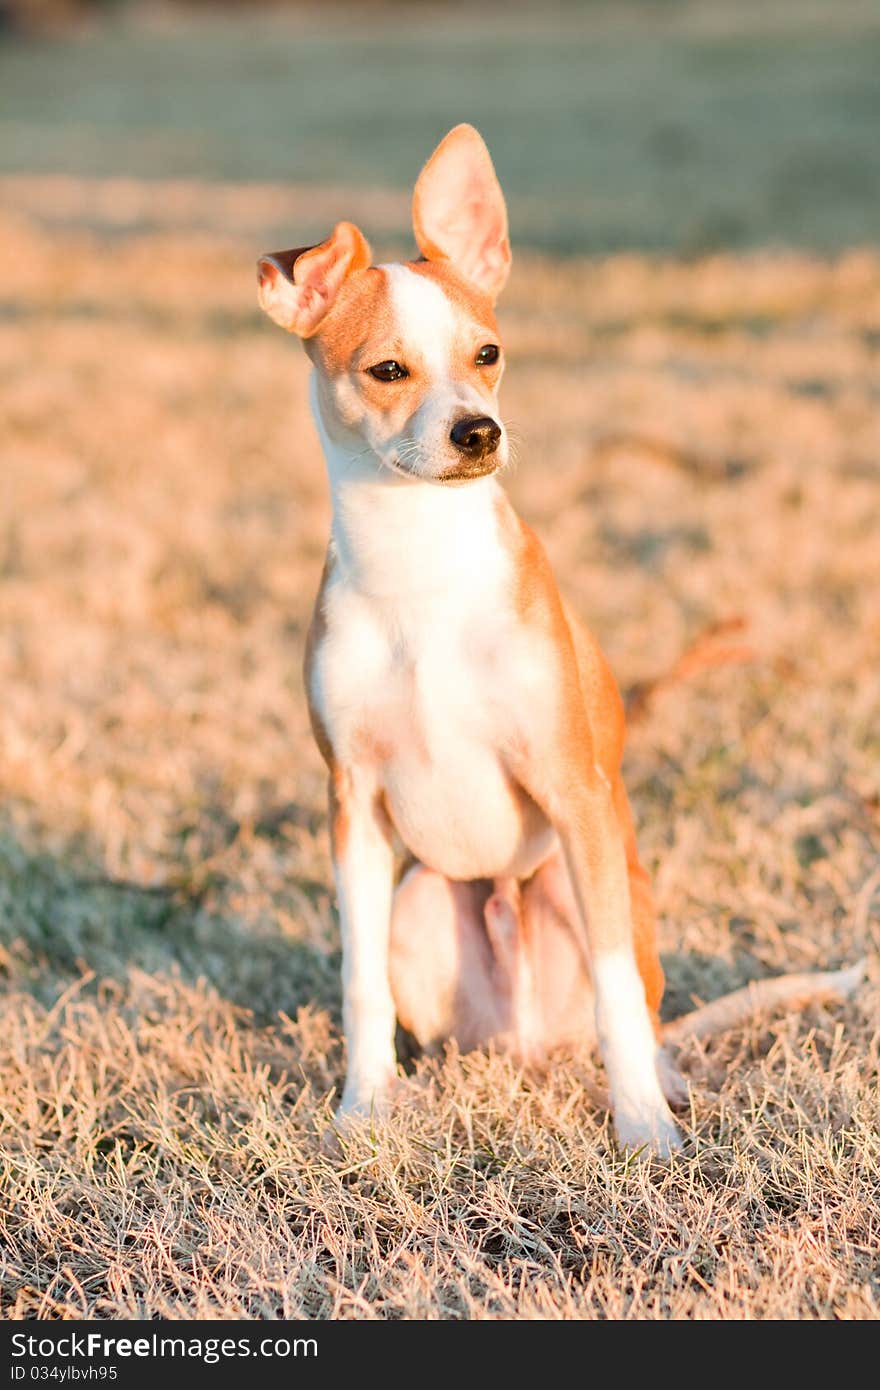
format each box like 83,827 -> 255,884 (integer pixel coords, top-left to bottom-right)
2,1 -> 880,253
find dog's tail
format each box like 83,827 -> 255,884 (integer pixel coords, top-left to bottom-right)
662,959 -> 866,1046
624,616 -> 754,724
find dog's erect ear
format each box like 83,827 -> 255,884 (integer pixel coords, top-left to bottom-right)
412,124 -> 511,301
257,221 -> 372,336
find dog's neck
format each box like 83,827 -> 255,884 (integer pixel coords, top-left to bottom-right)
310,372 -> 508,602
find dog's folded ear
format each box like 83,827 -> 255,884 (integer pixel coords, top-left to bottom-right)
413,124 -> 511,302
257,222 -> 372,336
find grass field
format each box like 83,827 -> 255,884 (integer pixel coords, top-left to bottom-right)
3,2 -> 880,254
2,2 -> 880,1321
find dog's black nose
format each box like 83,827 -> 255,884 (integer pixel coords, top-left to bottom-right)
449,415 -> 502,460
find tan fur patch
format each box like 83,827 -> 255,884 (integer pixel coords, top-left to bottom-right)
494,489 -> 665,1021
307,258 -> 503,439
306,266 -> 394,378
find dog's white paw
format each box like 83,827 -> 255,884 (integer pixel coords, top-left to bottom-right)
614,1101 -> 683,1159
337,1069 -> 398,1123
320,1073 -> 398,1157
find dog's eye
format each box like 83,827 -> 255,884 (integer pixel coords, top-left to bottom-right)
368,360 -> 409,382
475,344 -> 500,367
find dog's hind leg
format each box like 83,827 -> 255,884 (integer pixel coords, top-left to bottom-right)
389,863 -> 507,1053
389,864 -> 547,1057
484,878 -> 542,1059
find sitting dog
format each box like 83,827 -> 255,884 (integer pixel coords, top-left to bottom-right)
258,125 -> 861,1155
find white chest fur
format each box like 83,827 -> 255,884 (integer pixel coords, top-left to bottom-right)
309,416 -> 556,880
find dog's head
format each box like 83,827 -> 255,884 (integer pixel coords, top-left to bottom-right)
257,125 -> 511,484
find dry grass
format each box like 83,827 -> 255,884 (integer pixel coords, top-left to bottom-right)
1,202 -> 880,1319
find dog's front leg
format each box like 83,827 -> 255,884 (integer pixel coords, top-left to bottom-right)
329,771 -> 397,1116
512,748 -> 680,1156
560,782 -> 681,1156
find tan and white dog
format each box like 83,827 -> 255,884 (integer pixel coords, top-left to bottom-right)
258,125 -> 861,1156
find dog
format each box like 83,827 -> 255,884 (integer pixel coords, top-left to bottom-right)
257,125 -> 862,1156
